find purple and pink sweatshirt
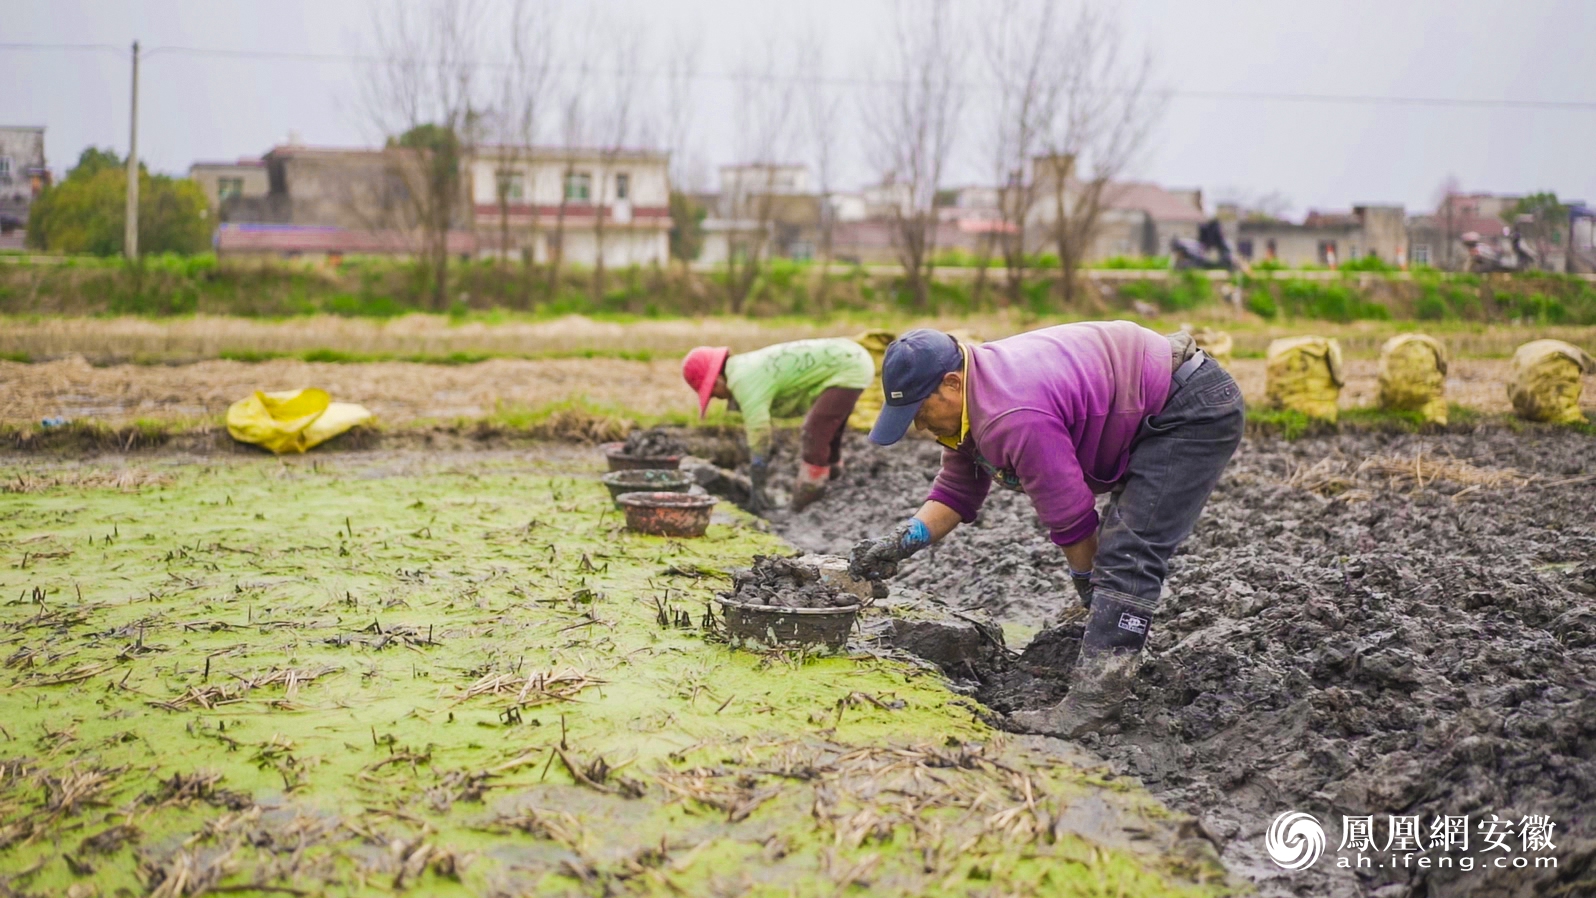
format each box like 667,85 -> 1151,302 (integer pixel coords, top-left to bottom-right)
926,321 -> 1173,547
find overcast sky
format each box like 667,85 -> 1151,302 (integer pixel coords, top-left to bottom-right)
4,0 -> 1593,217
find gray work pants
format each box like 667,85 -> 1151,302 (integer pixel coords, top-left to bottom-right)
1091,357 -> 1245,613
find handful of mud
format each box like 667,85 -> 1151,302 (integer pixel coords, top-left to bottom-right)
623,427 -> 688,458
722,555 -> 860,609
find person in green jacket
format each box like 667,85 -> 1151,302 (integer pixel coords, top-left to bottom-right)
681,338 -> 875,511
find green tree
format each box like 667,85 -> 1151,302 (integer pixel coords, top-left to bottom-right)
27,147 -> 210,255
390,124 -> 467,311
668,190 -> 706,263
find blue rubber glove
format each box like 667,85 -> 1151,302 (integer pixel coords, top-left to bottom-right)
849,518 -> 932,580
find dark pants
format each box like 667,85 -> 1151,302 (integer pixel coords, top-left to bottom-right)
1092,358 -> 1245,613
800,388 -> 863,467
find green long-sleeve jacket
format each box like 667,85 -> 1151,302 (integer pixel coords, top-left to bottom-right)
724,338 -> 875,459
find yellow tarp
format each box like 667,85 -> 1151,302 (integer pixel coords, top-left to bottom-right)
847,330 -> 897,432
1377,334 -> 1449,424
1507,339 -> 1595,424
226,388 -> 374,454
1266,336 -> 1344,422
1188,327 -> 1234,369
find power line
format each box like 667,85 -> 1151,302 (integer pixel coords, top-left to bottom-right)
4,40 -> 1595,111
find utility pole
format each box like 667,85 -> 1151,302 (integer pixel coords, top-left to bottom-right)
124,40 -> 140,261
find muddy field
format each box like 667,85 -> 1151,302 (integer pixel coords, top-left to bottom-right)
0,444 -> 1236,897
776,428 -> 1596,896
4,355 -> 1594,425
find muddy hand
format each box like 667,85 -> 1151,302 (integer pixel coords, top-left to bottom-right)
1070,569 -> 1094,608
848,519 -> 931,581
746,456 -> 771,513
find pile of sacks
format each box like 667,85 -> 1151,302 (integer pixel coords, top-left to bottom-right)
1265,333 -> 1592,425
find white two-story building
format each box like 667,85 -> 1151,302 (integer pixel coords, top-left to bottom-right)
470,146 -> 671,267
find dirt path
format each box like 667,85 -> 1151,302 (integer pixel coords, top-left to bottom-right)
775,429 -> 1596,897
0,355 -> 691,423
4,355 -> 1593,425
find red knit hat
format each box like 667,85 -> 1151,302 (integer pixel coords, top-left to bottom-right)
681,346 -> 731,418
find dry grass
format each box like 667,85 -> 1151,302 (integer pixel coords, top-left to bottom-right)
3,467 -> 172,494
452,667 -> 602,708
3,312 -> 1591,363
1288,446 -> 1529,502
7,354 -> 1594,428
148,666 -> 340,711
0,314 -> 867,362
0,355 -> 693,425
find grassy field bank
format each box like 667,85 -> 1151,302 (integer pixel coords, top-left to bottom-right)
3,253 -> 1595,325
0,450 -> 1228,896
2,311 -> 1593,367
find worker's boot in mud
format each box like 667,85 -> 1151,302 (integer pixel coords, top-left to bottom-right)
790,463 -> 830,512
1010,591 -> 1152,739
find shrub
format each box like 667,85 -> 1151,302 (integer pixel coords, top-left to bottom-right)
1415,287 -> 1452,320
1245,288 -> 1279,319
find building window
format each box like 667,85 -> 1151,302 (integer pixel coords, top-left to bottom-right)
495,170 -> 524,201
1237,239 -> 1254,259
0,157 -> 11,185
1412,244 -> 1430,266
614,173 -> 629,201
564,172 -> 592,202
217,177 -> 244,202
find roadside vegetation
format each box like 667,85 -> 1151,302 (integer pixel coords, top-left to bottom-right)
3,253 -> 1596,326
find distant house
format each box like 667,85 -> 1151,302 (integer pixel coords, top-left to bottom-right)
700,163 -> 822,265
1095,181 -> 1207,258
1025,158 -> 1207,261
210,142 -> 672,264
466,145 -> 669,267
1231,204 -> 1408,267
0,126 -> 50,249
187,158 -> 268,217
214,143 -> 475,258
1405,193 -> 1522,271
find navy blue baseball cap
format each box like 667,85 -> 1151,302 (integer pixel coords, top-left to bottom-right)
869,329 -> 964,446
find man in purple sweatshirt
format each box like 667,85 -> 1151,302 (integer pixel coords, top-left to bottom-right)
848,322 -> 1244,737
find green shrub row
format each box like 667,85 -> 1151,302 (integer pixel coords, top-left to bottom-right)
2,254 -> 1594,323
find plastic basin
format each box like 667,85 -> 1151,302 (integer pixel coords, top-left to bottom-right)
601,441 -> 682,472
616,491 -> 716,537
601,469 -> 693,507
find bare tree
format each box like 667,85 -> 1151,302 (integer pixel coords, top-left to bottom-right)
546,48 -> 591,299
1433,176 -> 1463,270
662,29 -> 704,271
490,0 -> 556,273
722,39 -> 798,314
798,29 -> 843,304
1037,5 -> 1160,306
985,0 -> 1061,307
591,27 -> 646,302
863,0 -> 965,310
363,0 -> 483,311
663,29 -> 703,195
